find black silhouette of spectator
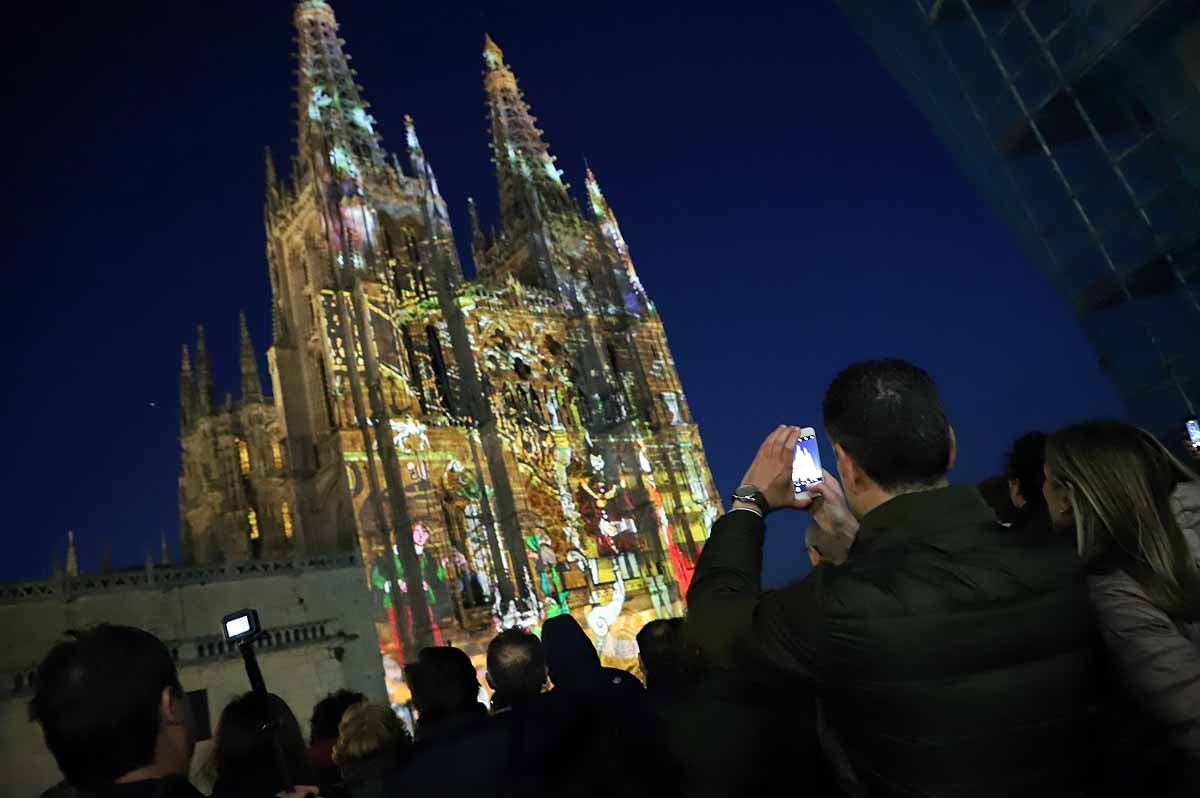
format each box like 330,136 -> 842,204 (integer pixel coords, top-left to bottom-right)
308,689 -> 364,790
486,628 -> 547,712
210,692 -> 317,797
541,614 -> 643,697
29,624 -> 201,797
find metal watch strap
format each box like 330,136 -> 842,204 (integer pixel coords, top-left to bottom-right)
731,484 -> 769,515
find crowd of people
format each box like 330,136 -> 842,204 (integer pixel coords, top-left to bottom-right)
27,358 -> 1200,797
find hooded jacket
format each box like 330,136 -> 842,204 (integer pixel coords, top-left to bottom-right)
540,614 -> 642,697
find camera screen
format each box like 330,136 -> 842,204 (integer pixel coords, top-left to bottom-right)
792,433 -> 823,491
1188,418 -> 1200,446
225,615 -> 252,639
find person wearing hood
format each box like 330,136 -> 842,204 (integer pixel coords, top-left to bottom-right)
540,614 -> 643,697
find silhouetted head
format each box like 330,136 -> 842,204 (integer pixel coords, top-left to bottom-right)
212,692 -> 314,795
636,619 -> 688,693
541,614 -> 602,692
823,359 -> 955,517
404,646 -> 481,736
309,689 -> 365,745
29,624 -> 193,790
977,475 -> 1017,525
486,628 -> 547,707
1006,431 -> 1048,513
1045,420 -> 1200,618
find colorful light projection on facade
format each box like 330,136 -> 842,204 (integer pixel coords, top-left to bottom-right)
180,1 -> 721,706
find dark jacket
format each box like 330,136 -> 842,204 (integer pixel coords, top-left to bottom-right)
647,666 -> 832,798
688,487 -> 1100,797
390,689 -> 678,798
76,777 -> 205,798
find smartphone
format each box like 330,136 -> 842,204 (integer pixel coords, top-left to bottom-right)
1187,417 -> 1200,450
793,427 -> 824,500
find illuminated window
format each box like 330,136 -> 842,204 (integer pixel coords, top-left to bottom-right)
272,439 -> 284,470
281,502 -> 294,540
248,509 -> 260,540
237,439 -> 251,475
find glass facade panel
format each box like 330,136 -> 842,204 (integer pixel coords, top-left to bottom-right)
835,1 -> 1200,449
1024,1 -> 1073,40
994,18 -> 1041,76
1119,136 -> 1181,202
1052,135 -> 1109,192
1082,305 -> 1162,393
1012,60 -> 1057,110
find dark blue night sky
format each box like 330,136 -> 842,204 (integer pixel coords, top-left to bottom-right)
4,0 -> 1123,586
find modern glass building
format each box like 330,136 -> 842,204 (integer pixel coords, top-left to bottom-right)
836,0 -> 1200,450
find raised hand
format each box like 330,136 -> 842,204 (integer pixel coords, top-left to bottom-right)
739,425 -> 811,512
803,469 -> 859,559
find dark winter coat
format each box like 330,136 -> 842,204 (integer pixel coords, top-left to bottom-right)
688,486 -> 1101,797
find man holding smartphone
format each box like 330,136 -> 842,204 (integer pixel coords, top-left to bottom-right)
687,359 -> 1099,797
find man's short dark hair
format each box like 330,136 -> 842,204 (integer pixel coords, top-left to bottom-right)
404,646 -> 480,730
486,628 -> 546,701
29,624 -> 181,789
636,619 -> 685,691
1006,431 -> 1048,510
822,359 -> 952,491
309,688 -> 365,744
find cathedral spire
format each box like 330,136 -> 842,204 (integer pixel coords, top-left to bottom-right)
585,165 -> 647,310
467,196 -> 486,256
294,0 -> 386,185
239,311 -> 264,403
404,114 -> 427,187
195,325 -> 213,414
180,344 -> 197,429
264,146 -> 281,211
483,34 -> 572,233
66,530 -> 78,578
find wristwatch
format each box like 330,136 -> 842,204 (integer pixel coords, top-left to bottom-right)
731,484 -> 769,515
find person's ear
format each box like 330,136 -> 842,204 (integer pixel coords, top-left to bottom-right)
1062,482 -> 1077,519
947,426 -> 958,471
833,443 -> 858,490
161,686 -> 186,728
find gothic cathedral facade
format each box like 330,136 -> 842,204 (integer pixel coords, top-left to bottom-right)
178,0 -> 720,698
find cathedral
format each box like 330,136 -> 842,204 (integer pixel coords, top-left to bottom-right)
178,0 -> 720,700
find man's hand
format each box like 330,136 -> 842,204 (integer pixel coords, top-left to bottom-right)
739,426 -> 811,512
799,469 -> 859,562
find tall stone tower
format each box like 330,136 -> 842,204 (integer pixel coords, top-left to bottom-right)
181,0 -> 720,700
179,318 -> 300,564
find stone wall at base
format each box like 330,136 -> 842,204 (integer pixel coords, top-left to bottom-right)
0,555 -> 384,797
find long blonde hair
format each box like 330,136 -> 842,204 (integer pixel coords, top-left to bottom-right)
1045,420 -> 1200,618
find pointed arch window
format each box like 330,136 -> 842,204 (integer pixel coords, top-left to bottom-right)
237,439 -> 251,475
281,502 -> 294,540
272,439 -> 284,471
248,509 -> 260,541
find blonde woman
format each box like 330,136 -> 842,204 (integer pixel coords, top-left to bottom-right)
1045,420 -> 1200,788
333,703 -> 412,798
